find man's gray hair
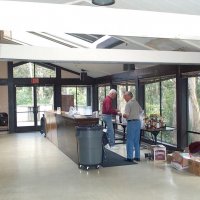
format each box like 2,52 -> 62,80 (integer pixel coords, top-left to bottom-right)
125,91 -> 133,98
109,89 -> 117,95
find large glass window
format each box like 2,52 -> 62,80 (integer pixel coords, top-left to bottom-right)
161,79 -> 176,127
161,79 -> 177,145
144,78 -> 177,146
98,85 -> 110,114
128,85 -> 136,99
117,84 -> 136,131
117,84 -> 136,113
117,85 -> 126,114
145,82 -> 160,116
13,63 -> 56,78
188,77 -> 200,143
61,86 -> 91,115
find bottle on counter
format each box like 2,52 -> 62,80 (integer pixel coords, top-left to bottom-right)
57,107 -> 61,114
156,121 -> 160,129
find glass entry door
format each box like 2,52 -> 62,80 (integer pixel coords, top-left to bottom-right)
15,86 -> 54,131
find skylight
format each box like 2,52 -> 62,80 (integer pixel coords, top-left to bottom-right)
4,31 -> 69,48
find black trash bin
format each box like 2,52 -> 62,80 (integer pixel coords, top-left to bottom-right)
76,125 -> 103,170
40,114 -> 46,137
0,113 -> 8,126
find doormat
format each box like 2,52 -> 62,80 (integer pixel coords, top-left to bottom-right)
102,149 -> 137,167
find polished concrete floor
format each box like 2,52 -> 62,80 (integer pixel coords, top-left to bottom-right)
0,132 -> 199,200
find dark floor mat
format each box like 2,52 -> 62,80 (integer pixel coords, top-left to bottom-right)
102,149 -> 137,167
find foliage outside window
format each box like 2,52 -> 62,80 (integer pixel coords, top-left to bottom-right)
16,86 -> 54,126
117,85 -> 126,113
98,86 -> 110,114
145,78 -> 177,146
16,87 -> 33,106
117,84 -> 136,131
77,87 -> 87,106
62,87 -> 77,106
188,133 -> 200,144
188,77 -> 200,143
62,86 -> 90,114
117,84 -> 136,113
145,82 -> 160,116
13,63 -> 56,78
161,79 -> 176,127
36,86 -> 54,107
35,65 -> 56,78
161,79 -> 177,145
128,85 -> 136,99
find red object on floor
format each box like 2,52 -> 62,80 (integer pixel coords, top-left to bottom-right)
189,141 -> 200,154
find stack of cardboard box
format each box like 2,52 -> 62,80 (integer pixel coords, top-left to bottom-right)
170,151 -> 191,170
166,150 -> 200,176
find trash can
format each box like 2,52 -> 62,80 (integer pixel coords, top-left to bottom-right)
40,114 -> 46,137
76,125 -> 103,170
0,113 -> 8,126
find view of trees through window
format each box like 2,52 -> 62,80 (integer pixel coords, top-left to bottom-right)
13,62 -> 56,78
98,86 -> 110,114
188,77 -> 200,143
16,86 -> 54,127
117,84 -> 136,114
145,82 -> 160,115
145,78 -> 177,145
62,86 -> 91,115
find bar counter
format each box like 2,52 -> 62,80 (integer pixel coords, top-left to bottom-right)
45,111 -> 99,163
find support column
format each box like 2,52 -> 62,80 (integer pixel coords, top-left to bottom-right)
176,67 -> 187,150
8,61 -> 15,133
54,67 -> 61,110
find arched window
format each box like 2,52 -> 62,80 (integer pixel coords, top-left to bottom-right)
13,62 -> 56,78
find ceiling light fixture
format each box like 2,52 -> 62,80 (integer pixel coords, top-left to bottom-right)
92,0 -> 115,6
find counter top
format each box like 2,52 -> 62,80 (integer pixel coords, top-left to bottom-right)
46,111 -> 99,126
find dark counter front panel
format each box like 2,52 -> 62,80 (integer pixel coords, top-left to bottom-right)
56,114 -> 78,163
45,111 -> 100,164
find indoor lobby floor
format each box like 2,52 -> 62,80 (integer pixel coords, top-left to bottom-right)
0,132 -> 199,200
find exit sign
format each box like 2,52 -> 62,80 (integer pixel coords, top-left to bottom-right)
31,78 -> 39,84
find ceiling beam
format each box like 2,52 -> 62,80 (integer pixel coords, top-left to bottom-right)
1,44 -> 200,64
0,1 -> 200,40
118,36 -> 156,50
180,40 -> 200,50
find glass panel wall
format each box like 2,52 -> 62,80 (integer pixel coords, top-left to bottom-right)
35,64 -> 56,78
36,86 -> 54,125
145,82 -> 160,116
161,79 -> 177,145
117,84 -> 136,131
117,84 -> 136,114
117,85 -> 126,114
188,77 -> 200,143
16,86 -> 34,127
61,86 -> 91,115
98,85 -> 110,114
144,78 -> 177,146
77,87 -> 87,107
13,63 -> 56,78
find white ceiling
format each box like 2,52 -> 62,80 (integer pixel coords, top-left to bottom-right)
1,0 -> 200,77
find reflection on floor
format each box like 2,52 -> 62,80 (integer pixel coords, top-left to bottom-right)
0,132 -> 199,200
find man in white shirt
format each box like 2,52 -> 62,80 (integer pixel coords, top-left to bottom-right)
123,91 -> 143,162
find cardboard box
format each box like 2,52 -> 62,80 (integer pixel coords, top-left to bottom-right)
189,158 -> 200,176
193,159 -> 200,176
167,153 -> 173,164
188,159 -> 195,173
171,151 -> 191,170
150,145 -> 166,161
